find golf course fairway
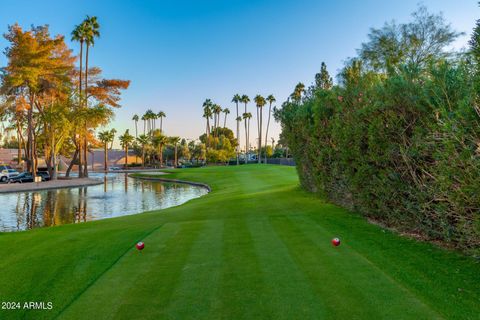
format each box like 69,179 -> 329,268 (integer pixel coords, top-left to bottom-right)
0,165 -> 478,319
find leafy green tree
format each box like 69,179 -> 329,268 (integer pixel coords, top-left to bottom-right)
359,6 -> 461,73
315,62 -> 333,90
1,24 -> 75,176
275,6 -> 479,252
192,142 -> 206,163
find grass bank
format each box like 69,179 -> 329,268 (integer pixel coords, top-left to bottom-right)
0,165 -> 478,319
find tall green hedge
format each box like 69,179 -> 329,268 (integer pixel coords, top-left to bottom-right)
276,8 -> 480,254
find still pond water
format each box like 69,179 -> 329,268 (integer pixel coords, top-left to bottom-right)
0,173 -> 208,232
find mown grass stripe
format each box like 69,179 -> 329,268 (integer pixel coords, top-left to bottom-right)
108,220 -> 206,319
215,216 -> 272,319
247,215 -> 327,319
164,219 -> 224,319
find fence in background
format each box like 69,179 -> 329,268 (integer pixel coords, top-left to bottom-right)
266,158 -> 296,166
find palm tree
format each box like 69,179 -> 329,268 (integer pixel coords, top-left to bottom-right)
240,95 -> 250,163
71,22 -> 87,100
170,136 -> 181,167
291,82 -> 305,103
119,129 -> 134,168
235,116 -> 242,163
98,129 -> 114,171
157,111 -> 166,132
137,134 -> 149,168
71,21 -> 88,178
152,113 -> 158,131
144,109 -> 155,134
212,104 -> 222,144
264,94 -> 276,164
243,112 -> 252,163
202,99 -> 213,150
82,15 -> 100,178
152,129 -> 168,167
132,114 -> 139,164
141,114 -> 147,135
254,95 -> 266,164
222,108 -> 230,128
232,94 -> 241,165
132,114 -> 139,138
109,128 -> 117,149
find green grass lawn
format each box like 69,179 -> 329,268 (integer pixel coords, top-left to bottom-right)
0,165 -> 478,319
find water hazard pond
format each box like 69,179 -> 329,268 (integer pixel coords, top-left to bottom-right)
0,173 -> 208,232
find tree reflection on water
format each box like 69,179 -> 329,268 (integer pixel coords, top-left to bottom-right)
1,173 -> 207,231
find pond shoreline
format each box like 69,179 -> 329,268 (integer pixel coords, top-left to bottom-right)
0,178 -> 103,194
132,175 -> 211,192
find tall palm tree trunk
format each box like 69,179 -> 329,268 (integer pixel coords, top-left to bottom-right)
205,118 -> 210,151
247,118 -> 250,164
235,103 -> 239,165
258,109 -> 262,164
125,146 -> 128,167
160,145 -> 164,167
83,44 -> 90,178
244,103 -> 248,164
78,41 -> 84,177
264,103 -> 272,164
212,114 -> 216,147
174,144 -> 178,167
104,143 -> 108,171
158,145 -> 162,168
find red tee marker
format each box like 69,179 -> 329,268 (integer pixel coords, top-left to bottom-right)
331,238 -> 341,247
136,241 -> 145,251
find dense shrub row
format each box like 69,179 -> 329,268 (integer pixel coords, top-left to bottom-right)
276,7 -> 480,253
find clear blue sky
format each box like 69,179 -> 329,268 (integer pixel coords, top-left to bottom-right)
0,0 -> 478,147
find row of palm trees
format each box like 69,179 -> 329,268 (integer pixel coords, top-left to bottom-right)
201,99 -> 232,151
205,94 -> 275,164
132,110 -> 166,137
99,127 -> 181,170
